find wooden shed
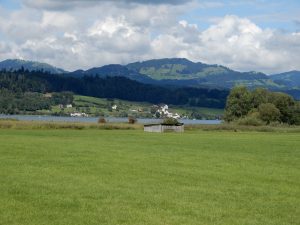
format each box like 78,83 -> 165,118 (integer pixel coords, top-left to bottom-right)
144,123 -> 184,133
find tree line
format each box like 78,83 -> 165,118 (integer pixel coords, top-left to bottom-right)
0,70 -> 228,110
224,87 -> 300,125
0,88 -> 73,114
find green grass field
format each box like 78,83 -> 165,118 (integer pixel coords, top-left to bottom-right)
0,129 -> 299,225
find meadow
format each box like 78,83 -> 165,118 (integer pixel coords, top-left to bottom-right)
0,127 -> 299,225
38,94 -> 224,119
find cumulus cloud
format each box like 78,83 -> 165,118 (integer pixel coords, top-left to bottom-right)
200,16 -> 300,73
0,1 -> 191,70
0,1 -> 299,74
147,15 -> 300,73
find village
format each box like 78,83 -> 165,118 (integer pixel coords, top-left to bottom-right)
37,95 -> 222,120
64,103 -> 182,119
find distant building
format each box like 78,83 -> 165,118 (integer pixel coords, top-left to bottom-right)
70,112 -> 88,117
112,105 -> 117,110
155,104 -> 181,119
144,123 -> 184,133
172,113 -> 181,119
44,93 -> 52,98
66,104 -> 73,108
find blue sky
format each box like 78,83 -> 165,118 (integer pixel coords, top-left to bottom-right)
0,0 -> 20,10
182,0 -> 300,31
0,0 -> 299,73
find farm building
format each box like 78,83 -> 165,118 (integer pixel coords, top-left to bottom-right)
144,123 -> 184,133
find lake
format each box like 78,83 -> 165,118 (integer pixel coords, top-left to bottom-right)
0,115 -> 221,125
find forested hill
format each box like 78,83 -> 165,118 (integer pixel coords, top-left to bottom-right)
0,59 -> 66,74
0,70 -> 228,108
2,58 -> 300,92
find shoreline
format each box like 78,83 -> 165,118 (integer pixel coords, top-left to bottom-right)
1,119 -> 300,133
0,114 -> 222,125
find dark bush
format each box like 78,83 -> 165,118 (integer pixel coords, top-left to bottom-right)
128,116 -> 137,124
162,118 -> 179,125
258,103 -> 281,124
236,115 -> 265,126
98,117 -> 106,124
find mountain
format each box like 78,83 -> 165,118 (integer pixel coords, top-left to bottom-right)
127,58 -> 212,80
126,58 -> 278,89
69,64 -> 156,84
270,71 -> 300,89
0,59 -> 66,74
1,58 -> 300,94
71,58 -> 269,89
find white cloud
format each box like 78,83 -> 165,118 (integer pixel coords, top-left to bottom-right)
150,15 -> 300,74
0,1 -> 299,74
41,11 -> 76,28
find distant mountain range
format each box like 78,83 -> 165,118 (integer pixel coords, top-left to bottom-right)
0,59 -> 66,74
70,64 -> 155,84
1,58 -> 300,91
269,71 -> 300,88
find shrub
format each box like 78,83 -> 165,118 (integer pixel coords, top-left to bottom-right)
224,87 -> 298,125
162,118 -> 179,125
288,103 -> 300,125
268,121 -> 283,127
258,103 -> 281,124
98,117 -> 106,124
128,116 -> 137,124
236,115 -> 265,126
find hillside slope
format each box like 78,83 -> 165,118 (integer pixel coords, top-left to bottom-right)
126,58 -> 279,89
270,71 -> 300,89
69,64 -> 156,84
0,59 -> 66,74
1,58 -> 300,92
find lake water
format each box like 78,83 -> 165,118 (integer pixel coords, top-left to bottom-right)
0,115 -> 221,125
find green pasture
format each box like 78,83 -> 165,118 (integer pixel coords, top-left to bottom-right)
38,95 -> 224,118
72,95 -> 224,118
0,129 -> 299,225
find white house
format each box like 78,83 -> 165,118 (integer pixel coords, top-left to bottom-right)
156,104 -> 181,119
70,112 -> 88,117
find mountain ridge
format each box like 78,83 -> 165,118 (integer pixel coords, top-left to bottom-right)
0,59 -> 66,74
69,64 -> 156,84
1,58 -> 299,90
269,71 -> 300,89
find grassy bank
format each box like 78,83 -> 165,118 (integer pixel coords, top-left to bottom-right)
0,120 -> 143,130
1,119 -> 300,133
0,129 -> 299,225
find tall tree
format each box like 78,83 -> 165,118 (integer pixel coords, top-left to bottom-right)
224,86 -> 252,121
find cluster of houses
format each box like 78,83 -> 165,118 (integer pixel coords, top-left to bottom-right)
70,112 -> 89,117
111,103 -> 181,119
155,105 -> 181,119
59,104 -> 73,109
56,101 -> 181,119
58,104 -> 88,117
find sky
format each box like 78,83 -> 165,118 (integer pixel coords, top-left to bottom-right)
0,0 -> 299,74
